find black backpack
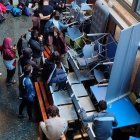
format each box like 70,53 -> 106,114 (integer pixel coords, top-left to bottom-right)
17,36 -> 29,57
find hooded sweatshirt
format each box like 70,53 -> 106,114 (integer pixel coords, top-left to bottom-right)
0,37 -> 16,70
0,37 -> 16,60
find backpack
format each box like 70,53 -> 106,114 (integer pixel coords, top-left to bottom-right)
17,36 -> 29,56
42,59 -> 55,82
22,6 -> 32,16
50,68 -> 67,84
0,3 -> 7,13
21,76 -> 35,102
6,5 -> 13,12
11,7 -> 22,17
0,13 -> 5,23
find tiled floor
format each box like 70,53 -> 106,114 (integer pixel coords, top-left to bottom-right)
0,13 -> 38,140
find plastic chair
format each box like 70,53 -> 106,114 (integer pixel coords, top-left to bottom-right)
75,42 -> 101,69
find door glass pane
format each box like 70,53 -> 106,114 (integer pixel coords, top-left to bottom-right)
136,1 -> 140,14
124,0 -> 133,6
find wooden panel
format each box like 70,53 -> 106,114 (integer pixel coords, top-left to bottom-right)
43,51 -> 50,59
39,82 -> 50,109
34,82 -> 47,121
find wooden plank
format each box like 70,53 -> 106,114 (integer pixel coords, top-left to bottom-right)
39,81 -> 50,109
34,82 -> 47,121
45,47 -> 51,55
43,50 -> 50,59
45,82 -> 53,105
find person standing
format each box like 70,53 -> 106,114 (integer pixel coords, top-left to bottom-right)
39,105 -> 68,140
0,37 -> 16,85
29,29 -> 44,66
80,100 -> 118,140
38,0 -> 54,35
18,65 -> 35,121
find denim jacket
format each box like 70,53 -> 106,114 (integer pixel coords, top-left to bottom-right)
44,18 -> 68,34
80,108 -> 118,140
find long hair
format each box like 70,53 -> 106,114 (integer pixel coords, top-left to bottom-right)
46,105 -> 60,117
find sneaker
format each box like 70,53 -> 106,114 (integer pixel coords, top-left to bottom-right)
19,97 -> 23,100
18,114 -> 25,119
29,117 -> 36,122
0,73 -> 2,76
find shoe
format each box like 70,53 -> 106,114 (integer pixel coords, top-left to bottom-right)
18,114 -> 25,119
19,97 -> 23,100
29,117 -> 36,122
0,73 -> 2,76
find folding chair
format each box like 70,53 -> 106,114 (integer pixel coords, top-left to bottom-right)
86,34 -> 118,85
88,0 -> 109,41
66,25 -> 85,49
75,33 -> 112,70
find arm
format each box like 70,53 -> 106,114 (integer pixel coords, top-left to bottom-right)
39,13 -> 51,20
44,20 -> 53,33
30,40 -> 43,51
60,134 -> 66,140
80,108 -> 96,122
24,77 -> 35,97
6,49 -> 16,59
59,22 -> 68,30
113,116 -> 118,127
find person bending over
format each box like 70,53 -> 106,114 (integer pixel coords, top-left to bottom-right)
39,105 -> 68,140
80,100 -> 118,140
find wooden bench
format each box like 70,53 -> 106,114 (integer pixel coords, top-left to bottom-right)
34,81 -> 51,121
43,46 -> 52,60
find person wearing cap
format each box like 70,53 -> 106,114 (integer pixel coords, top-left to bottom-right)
18,47 -> 40,81
80,100 -> 118,140
39,105 -> 68,140
19,47 -> 39,71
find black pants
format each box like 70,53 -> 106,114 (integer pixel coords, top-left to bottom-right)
6,68 -> 16,83
19,98 -> 33,119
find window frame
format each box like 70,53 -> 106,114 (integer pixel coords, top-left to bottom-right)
116,0 -> 140,21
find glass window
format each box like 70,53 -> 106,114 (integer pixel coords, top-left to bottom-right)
136,1 -> 140,14
123,0 -> 133,6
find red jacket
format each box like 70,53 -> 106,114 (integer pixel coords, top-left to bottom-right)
0,3 -> 6,13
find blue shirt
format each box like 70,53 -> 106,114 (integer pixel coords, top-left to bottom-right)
80,109 -> 118,140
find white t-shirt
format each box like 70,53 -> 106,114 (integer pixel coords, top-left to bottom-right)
53,18 -> 59,30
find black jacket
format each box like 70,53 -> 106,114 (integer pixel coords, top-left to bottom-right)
29,39 -> 43,58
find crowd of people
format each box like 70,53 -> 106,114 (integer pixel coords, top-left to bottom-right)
0,0 -> 119,140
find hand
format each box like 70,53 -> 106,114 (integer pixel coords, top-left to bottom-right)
38,35 -> 43,41
80,107 -> 85,113
12,45 -> 16,50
